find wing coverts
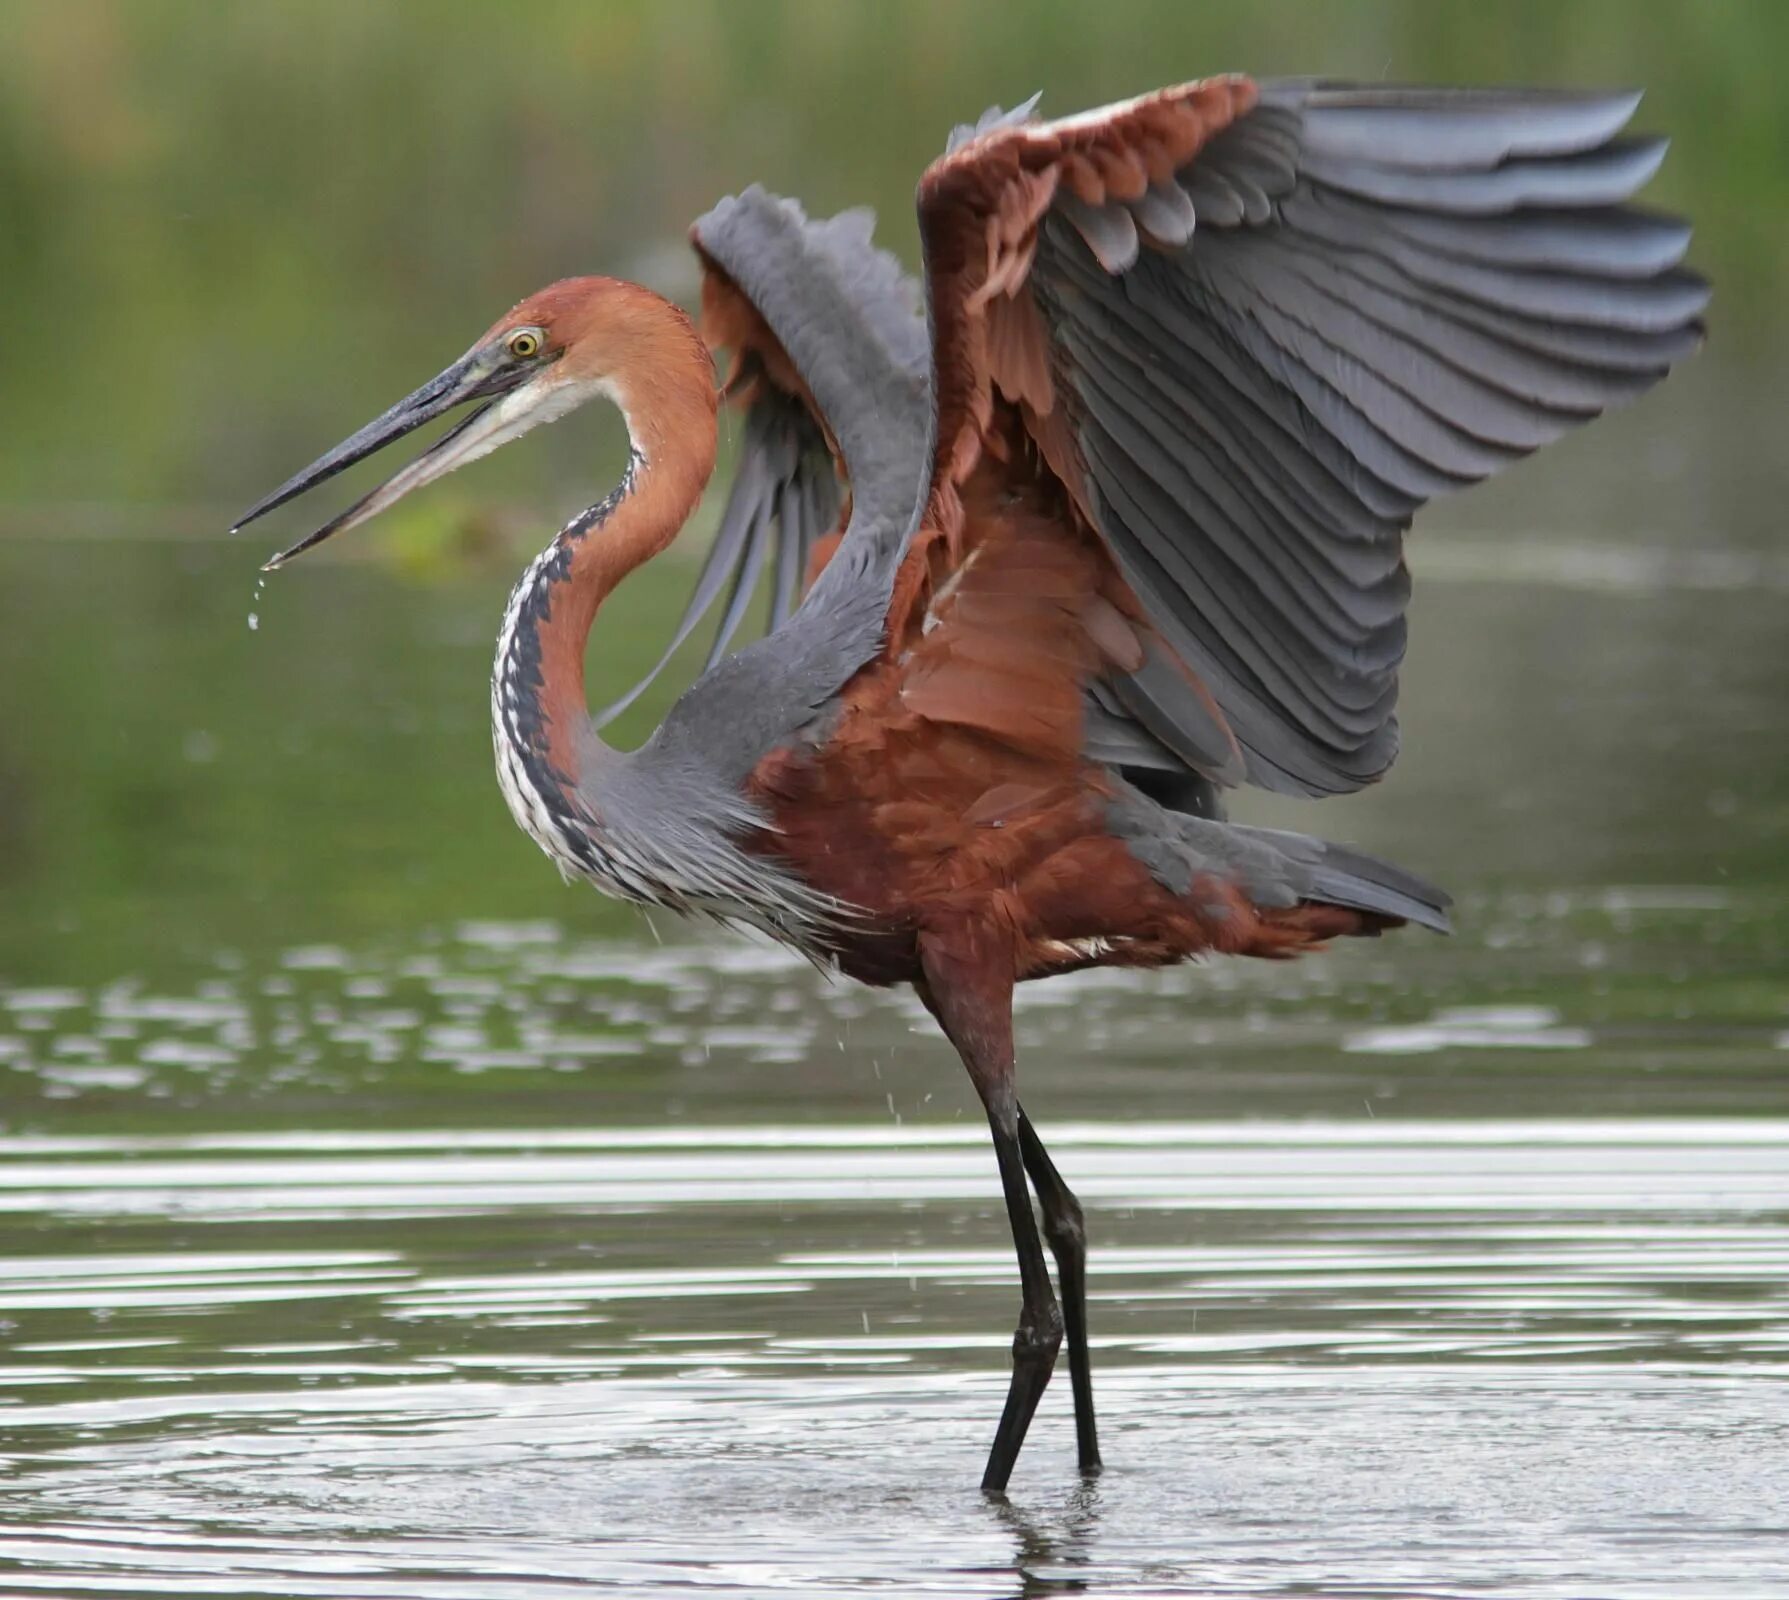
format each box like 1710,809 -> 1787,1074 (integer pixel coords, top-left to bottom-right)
951,82 -> 1705,795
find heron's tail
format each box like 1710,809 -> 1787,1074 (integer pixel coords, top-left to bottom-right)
1233,824 -> 1453,934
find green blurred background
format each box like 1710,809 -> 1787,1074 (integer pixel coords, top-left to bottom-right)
1,0 -> 1786,987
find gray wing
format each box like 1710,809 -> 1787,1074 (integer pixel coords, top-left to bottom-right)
595,387 -> 840,725
600,188 -> 930,727
620,190 -> 931,797
919,78 -> 1706,798
574,193 -> 934,947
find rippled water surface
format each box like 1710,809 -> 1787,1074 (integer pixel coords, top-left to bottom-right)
4,928 -> 1787,1598
3,532 -> 1787,1596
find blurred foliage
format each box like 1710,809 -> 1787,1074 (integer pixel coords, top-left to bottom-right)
0,0 -> 1785,513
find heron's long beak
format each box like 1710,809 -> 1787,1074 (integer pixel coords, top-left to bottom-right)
233,344 -> 543,570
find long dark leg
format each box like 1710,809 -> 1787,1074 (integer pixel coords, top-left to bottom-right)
977,1095 -> 1065,1494
1017,1105 -> 1100,1476
917,942 -> 1062,1495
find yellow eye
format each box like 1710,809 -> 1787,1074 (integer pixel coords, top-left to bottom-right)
506,328 -> 542,359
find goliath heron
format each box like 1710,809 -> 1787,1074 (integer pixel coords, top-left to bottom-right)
235,78 -> 1704,1492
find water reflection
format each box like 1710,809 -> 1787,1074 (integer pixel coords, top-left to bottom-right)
990,1484 -> 1105,1598
1,1059 -> 1786,1595
4,884 -> 1787,1136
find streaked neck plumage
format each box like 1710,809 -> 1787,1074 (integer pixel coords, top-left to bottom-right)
490,298 -> 719,889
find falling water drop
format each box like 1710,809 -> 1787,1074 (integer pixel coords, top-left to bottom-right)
248,575 -> 266,633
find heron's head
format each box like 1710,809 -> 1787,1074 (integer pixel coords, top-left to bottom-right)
235,276 -> 711,569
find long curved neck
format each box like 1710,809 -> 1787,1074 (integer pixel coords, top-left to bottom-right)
526,376 -> 718,750
492,323 -> 717,871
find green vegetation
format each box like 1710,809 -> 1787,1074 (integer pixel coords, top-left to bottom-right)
1,0 -> 1784,512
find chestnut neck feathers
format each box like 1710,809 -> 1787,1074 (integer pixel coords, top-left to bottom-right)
488,281 -> 719,885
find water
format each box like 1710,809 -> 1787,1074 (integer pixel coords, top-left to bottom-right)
2,528 -> 1787,1595
4,1094 -> 1788,1596
3,928 -> 1786,1596
2,1115 -> 1786,1598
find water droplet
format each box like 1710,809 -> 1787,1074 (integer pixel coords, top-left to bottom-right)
247,613 -> 259,631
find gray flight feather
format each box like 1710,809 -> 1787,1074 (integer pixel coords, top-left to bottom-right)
547,189 -> 933,946
1013,80 -> 1704,798
946,92 -> 1044,154
1106,784 -> 1451,933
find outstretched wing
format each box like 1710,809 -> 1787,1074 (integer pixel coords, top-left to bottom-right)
599,188 -> 930,725
907,77 -> 1705,797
